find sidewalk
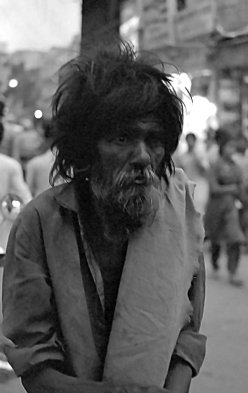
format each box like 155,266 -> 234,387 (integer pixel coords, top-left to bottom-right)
191,250 -> 248,393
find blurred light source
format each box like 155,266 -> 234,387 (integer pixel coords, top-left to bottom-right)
171,73 -> 192,95
171,72 -> 193,117
34,109 -> 43,119
184,95 -> 218,138
8,78 -> 18,88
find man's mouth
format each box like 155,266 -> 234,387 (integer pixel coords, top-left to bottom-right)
133,176 -> 148,185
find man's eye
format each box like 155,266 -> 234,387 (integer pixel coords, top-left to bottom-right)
148,137 -> 163,147
115,135 -> 129,144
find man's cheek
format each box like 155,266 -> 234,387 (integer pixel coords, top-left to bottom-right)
155,148 -> 165,164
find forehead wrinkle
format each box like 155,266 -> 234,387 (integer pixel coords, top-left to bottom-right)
100,117 -> 165,141
134,119 -> 164,137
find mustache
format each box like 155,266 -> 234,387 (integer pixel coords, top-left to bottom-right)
112,166 -> 161,219
90,164 -> 161,204
114,166 -> 160,190
89,164 -> 162,241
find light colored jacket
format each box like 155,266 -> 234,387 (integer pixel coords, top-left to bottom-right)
0,153 -> 31,248
2,174 -> 206,389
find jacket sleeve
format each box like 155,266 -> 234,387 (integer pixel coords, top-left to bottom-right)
2,205 -> 65,377
171,252 -> 207,377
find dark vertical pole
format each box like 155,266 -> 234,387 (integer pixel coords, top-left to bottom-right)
81,0 -> 121,53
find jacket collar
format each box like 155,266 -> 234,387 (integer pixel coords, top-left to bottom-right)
53,181 -> 79,213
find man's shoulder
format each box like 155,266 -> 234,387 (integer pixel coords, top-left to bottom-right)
21,183 -> 70,217
170,167 -> 192,187
10,183 -> 73,239
167,168 -> 196,201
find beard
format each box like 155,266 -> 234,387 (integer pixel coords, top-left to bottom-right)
90,163 -> 162,242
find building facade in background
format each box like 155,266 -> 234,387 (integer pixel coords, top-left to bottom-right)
118,0 -> 248,138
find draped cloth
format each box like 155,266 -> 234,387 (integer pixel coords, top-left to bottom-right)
103,169 -> 204,387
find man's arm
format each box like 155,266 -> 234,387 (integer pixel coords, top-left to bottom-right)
164,253 -> 207,393
163,357 -> 192,393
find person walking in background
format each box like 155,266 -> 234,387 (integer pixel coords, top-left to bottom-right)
12,117 -> 43,178
232,136 -> 248,249
26,118 -> 55,197
174,132 -> 209,215
204,132 -> 245,286
0,120 -> 32,373
2,42 -> 206,393
0,97 -> 23,158
0,122 -> 32,250
204,127 -> 221,165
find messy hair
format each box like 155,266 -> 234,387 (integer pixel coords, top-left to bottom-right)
50,41 -> 184,185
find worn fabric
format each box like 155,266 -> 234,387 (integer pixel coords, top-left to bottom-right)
174,148 -> 209,215
104,172 -> 205,386
2,170 -> 206,384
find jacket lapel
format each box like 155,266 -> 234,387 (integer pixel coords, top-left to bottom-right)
44,183 -> 102,378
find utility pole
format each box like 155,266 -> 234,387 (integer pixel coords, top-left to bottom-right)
81,0 -> 121,52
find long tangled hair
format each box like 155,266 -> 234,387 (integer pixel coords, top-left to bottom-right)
50,41 -> 184,185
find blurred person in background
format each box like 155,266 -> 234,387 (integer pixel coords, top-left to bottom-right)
232,136 -> 248,184
204,127 -> 219,166
26,118 -> 55,197
0,97 -> 23,157
0,120 -> 31,371
2,43 -> 206,393
174,132 -> 209,215
0,121 -> 32,250
204,133 -> 245,286
232,137 -> 248,249
12,117 -> 43,177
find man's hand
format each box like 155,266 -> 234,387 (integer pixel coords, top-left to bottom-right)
164,356 -> 192,393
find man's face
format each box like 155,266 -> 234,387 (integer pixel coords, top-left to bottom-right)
97,116 -> 165,179
90,117 -> 165,240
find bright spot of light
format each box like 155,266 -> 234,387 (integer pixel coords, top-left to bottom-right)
34,109 -> 43,119
184,95 -> 218,138
171,73 -> 192,96
8,78 -> 18,88
12,200 -> 21,209
171,73 -> 192,114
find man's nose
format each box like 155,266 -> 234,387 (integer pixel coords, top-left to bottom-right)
131,141 -> 151,168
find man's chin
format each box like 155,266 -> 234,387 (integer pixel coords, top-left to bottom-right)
121,183 -> 161,213
104,186 -> 161,239
90,175 -> 162,241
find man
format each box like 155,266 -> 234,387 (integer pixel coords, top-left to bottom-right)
0,97 -> 24,158
0,121 -> 31,374
174,132 -> 209,215
12,117 -> 43,178
0,122 -> 32,250
2,43 -> 206,393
